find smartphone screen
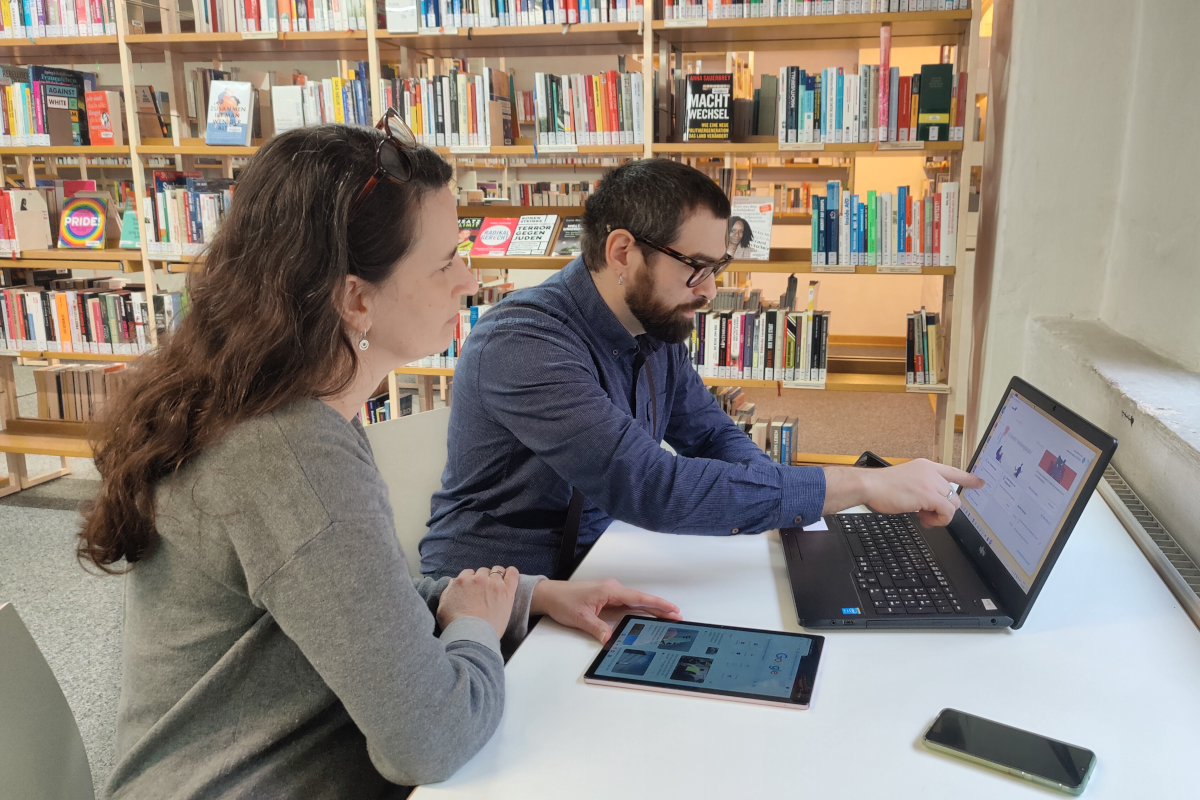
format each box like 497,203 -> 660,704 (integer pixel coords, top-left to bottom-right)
925,709 -> 1095,791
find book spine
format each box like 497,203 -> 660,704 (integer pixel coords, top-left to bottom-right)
940,182 -> 957,266
878,23 -> 890,141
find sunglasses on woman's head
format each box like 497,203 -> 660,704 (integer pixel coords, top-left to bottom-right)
349,108 -> 418,217
633,235 -> 736,288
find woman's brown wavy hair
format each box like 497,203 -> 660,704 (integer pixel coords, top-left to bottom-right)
78,124 -> 452,572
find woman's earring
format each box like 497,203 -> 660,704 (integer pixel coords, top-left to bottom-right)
358,332 -> 370,351
618,275 -> 624,286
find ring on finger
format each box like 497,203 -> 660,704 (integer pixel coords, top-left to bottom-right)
490,569 -> 505,576
945,487 -> 956,500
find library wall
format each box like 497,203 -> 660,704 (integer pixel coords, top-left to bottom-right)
979,0 -> 1200,553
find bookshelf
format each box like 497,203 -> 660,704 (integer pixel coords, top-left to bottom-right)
0,2 -> 984,493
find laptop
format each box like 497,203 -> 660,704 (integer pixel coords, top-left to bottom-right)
782,377 -> 1118,629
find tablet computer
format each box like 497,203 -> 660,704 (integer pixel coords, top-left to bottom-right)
583,615 -> 824,709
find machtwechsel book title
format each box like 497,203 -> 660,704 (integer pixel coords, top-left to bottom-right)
685,74 -> 732,141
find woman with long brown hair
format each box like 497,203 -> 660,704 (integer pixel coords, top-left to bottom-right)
81,118 -> 679,799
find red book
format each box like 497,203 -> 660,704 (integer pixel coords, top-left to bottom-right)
897,76 -> 910,142
605,70 -> 620,145
246,0 -> 259,30
932,193 -> 941,261
307,0 -> 315,27
878,23 -> 891,141
470,218 -> 520,256
566,0 -> 578,23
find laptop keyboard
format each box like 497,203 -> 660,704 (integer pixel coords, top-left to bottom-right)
836,513 -> 968,615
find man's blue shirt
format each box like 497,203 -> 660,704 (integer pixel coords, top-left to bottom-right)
420,257 -> 826,578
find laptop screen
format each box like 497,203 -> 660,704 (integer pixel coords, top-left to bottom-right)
960,389 -> 1103,593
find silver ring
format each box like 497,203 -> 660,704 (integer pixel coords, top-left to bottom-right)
490,569 -> 505,575
945,487 -> 956,500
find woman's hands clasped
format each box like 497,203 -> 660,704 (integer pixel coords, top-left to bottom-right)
437,566 -> 520,639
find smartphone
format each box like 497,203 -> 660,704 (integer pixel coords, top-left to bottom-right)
922,708 -> 1096,795
854,450 -> 891,469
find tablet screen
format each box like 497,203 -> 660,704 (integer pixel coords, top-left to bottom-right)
585,616 -> 823,706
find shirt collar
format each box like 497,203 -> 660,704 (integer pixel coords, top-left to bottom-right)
563,256 -> 641,355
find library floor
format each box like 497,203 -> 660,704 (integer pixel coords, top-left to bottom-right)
0,364 -> 957,793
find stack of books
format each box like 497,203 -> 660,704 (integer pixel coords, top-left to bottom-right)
143,172 -> 236,258
811,179 -> 958,271
530,70 -> 646,147
0,0 -> 117,37
906,307 -> 943,386
689,308 -> 830,386
32,362 -> 127,422
383,61 -> 514,148
0,65 -> 96,146
665,0 -> 969,21
193,0 -> 370,33
0,280 -> 152,354
409,0 -> 645,27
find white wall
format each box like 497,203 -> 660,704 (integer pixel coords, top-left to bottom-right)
977,0 -> 1200,548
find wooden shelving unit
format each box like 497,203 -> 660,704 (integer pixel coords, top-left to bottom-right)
0,4 -> 984,488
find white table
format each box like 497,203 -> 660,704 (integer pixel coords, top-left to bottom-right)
414,492 -> 1200,798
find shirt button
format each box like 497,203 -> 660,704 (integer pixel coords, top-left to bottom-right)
794,516 -> 803,524
613,349 -> 619,355
731,527 -> 739,534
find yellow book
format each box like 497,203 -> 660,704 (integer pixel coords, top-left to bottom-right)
331,77 -> 345,124
591,74 -> 604,143
4,85 -> 15,142
0,1 -> 11,34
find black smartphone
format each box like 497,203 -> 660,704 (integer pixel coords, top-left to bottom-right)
922,708 -> 1096,795
854,450 -> 891,469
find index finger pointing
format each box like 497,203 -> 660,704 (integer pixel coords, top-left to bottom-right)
935,463 -> 984,489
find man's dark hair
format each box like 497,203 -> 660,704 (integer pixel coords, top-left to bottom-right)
580,159 -> 731,274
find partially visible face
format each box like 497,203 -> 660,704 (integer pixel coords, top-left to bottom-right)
729,219 -> 745,245
625,207 -> 724,344
368,186 -> 478,365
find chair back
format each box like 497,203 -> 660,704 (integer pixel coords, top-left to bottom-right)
0,602 -> 95,800
365,407 -> 452,578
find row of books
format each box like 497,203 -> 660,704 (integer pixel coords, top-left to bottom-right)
457,214 -> 581,258
32,362 -> 127,423
688,308 -> 831,384
773,62 -> 968,146
143,172 -> 236,256
360,392 -> 413,425
384,63 -> 514,148
662,0 -> 969,20
194,0 -> 369,33
906,307 -> 944,386
529,70 -> 646,147
0,282 -> 163,354
397,0 -> 645,29
0,65 -> 95,146
270,68 -> 375,136
0,0 -> 117,38
810,180 -> 958,270
510,180 -> 595,206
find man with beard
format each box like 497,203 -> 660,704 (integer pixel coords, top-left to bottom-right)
421,159 -> 980,580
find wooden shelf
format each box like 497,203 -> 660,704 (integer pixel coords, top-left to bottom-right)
136,143 -> 258,156
125,30 -> 369,60
395,365 -> 947,394
1,245 -> 143,272
377,22 -> 643,57
773,213 -> 811,225
0,418 -> 93,458
0,145 -> 129,156
0,35 -> 120,62
653,141 -> 962,156
458,205 -> 585,217
16,350 -> 141,362
653,9 -> 970,51
459,248 -> 956,274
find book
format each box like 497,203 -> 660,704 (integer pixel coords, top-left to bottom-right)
683,73 -> 732,142
506,214 -> 558,256
551,215 -> 583,257
727,197 -> 773,261
118,209 -> 140,249
58,196 -> 106,248
270,85 -> 305,134
470,217 -> 519,256
457,216 -> 484,256
917,63 -> 953,142
84,90 -> 123,146
205,80 -> 253,146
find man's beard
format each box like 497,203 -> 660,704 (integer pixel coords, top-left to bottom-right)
625,263 -> 708,344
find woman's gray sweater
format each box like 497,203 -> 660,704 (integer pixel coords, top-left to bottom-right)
104,398 -> 541,799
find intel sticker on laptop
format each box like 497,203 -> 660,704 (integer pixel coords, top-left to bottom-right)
842,607 -> 861,615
